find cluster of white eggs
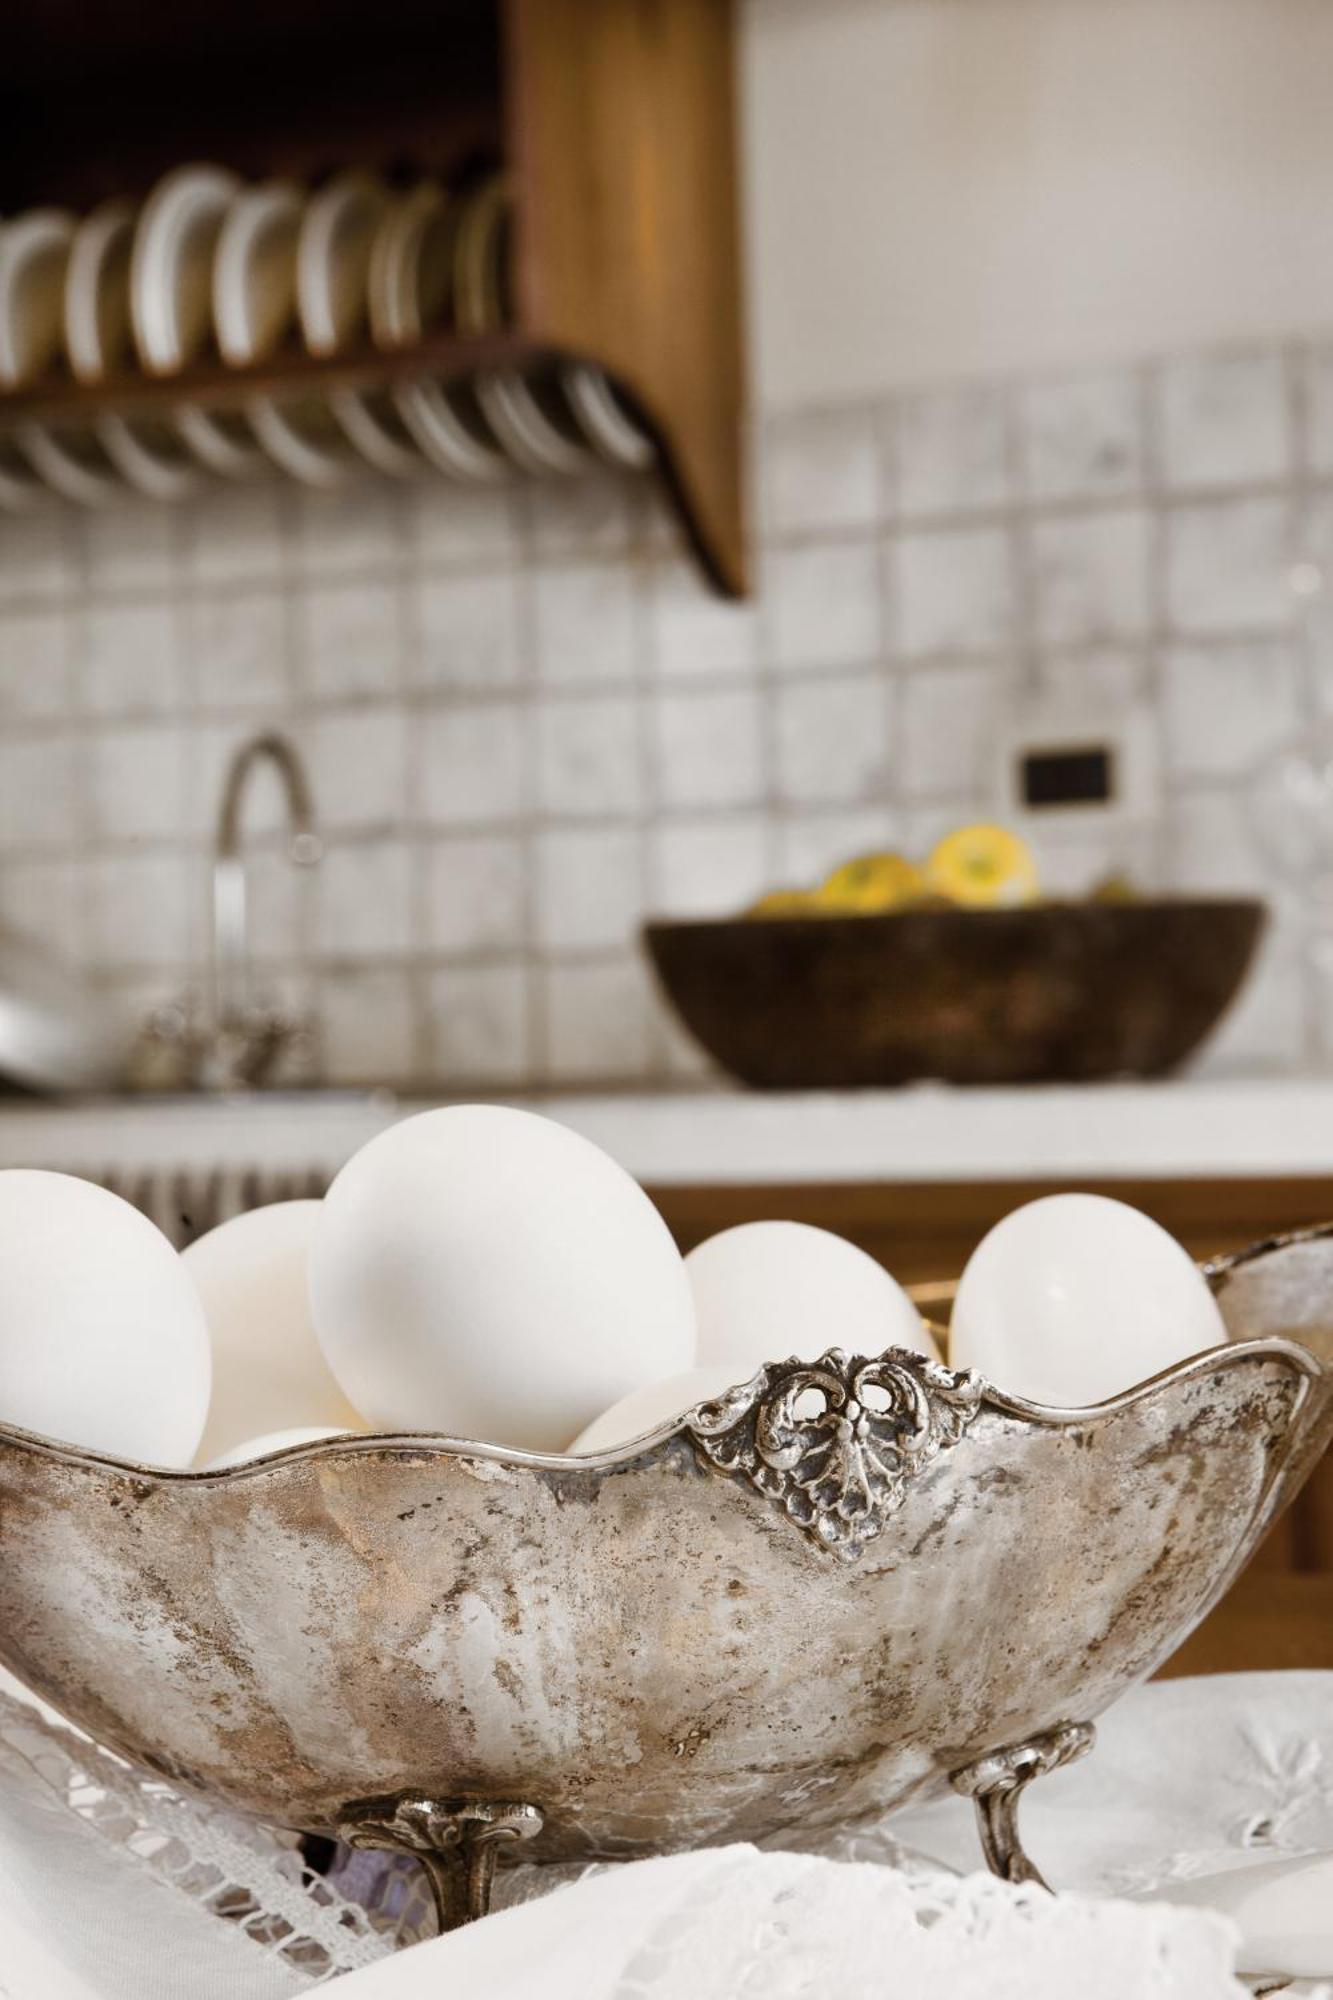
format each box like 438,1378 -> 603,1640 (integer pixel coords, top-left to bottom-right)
0,1104 -> 1230,1469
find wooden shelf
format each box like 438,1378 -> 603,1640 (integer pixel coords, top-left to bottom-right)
0,0 -> 748,595
0,330 -> 553,424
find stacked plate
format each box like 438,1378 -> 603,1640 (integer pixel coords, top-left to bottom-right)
0,163 -> 655,508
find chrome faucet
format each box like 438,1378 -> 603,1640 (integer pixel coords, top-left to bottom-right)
129,732 -> 323,1093
203,732 -> 322,1090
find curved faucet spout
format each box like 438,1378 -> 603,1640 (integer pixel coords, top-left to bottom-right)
217,731 -> 321,866
209,732 -> 322,1085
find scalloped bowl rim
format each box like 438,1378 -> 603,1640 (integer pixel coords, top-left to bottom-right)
0,1330 -> 1323,1484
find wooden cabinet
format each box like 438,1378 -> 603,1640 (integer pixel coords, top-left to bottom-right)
0,0 -> 748,593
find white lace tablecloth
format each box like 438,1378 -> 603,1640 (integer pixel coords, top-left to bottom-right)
1,1670 -> 1330,1999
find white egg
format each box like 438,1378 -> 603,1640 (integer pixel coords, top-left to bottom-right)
204,1425 -> 349,1470
568,1364 -> 754,1454
183,1200 -> 362,1467
0,1169 -> 210,1465
949,1193 -> 1228,1406
309,1105 -> 698,1451
685,1221 -> 938,1375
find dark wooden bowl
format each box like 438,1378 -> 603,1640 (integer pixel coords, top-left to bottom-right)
643,898 -> 1266,1088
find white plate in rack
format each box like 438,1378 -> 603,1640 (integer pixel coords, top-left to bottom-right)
214,178 -> 355,491
0,208 -> 76,387
563,361 -> 656,470
0,436 -> 50,512
453,176 -> 592,477
64,198 -> 135,383
368,179 -> 508,483
131,162 -> 240,374
213,178 -> 303,367
130,163 -> 268,480
66,197 -> 203,501
15,425 -> 122,506
297,169 -> 424,479
298,169 -> 391,356
0,207 -> 132,508
367,178 -> 454,348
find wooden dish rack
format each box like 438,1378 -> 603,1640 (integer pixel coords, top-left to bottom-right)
0,0 -> 748,595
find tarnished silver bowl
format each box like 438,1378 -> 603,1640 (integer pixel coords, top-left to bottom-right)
0,1225 -> 1331,1929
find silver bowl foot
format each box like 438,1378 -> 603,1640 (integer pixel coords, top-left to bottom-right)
337,1794 -> 544,1932
949,1721 -> 1095,1889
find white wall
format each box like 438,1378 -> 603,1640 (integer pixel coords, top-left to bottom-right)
744,0 -> 1333,409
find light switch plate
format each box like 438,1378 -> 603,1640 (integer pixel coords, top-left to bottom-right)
994,697 -> 1159,826
991,696 -> 1162,893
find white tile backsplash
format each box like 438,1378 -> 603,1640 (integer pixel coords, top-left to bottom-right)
537,695 -> 642,817
896,525 -> 1014,659
1156,351 -> 1291,490
0,609 -> 72,719
1305,344 -> 1333,479
300,582 -> 398,703
88,724 -> 186,841
321,966 -> 418,1085
542,955 -> 653,1083
652,686 -> 763,811
424,834 -> 527,955
767,538 -> 882,674
191,590 -> 290,711
292,484 -> 402,578
87,853 -> 191,968
650,815 -> 770,918
420,702 -> 528,827
80,600 -> 180,716
426,961 -> 531,1083
536,824 -> 642,950
411,479 -> 522,569
528,474 -> 636,560
1020,370 -> 1144,504
1166,497 -> 1292,634
314,841 -> 414,958
651,557 -> 760,680
534,562 -> 641,686
1035,645 -> 1149,709
310,708 -> 410,830
185,484 -> 289,586
895,386 -> 1012,519
1029,509 -> 1151,647
1162,640 -> 1303,780
4,323 -> 1330,1086
1167,787 -> 1270,895
415,569 -> 524,692
0,857 -> 83,963
0,511 -> 77,605
773,673 -> 890,807
85,498 -> 179,594
762,407 -> 883,536
900,665 -> 1001,800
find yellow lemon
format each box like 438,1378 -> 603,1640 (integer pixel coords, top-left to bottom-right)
746,888 -> 823,918
818,851 -> 925,913
925,824 -> 1039,908
1089,870 -> 1139,904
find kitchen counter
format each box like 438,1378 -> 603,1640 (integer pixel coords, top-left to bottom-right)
0,1075 -> 1326,1186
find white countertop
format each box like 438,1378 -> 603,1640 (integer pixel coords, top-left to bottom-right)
0,1076 -> 1326,1185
